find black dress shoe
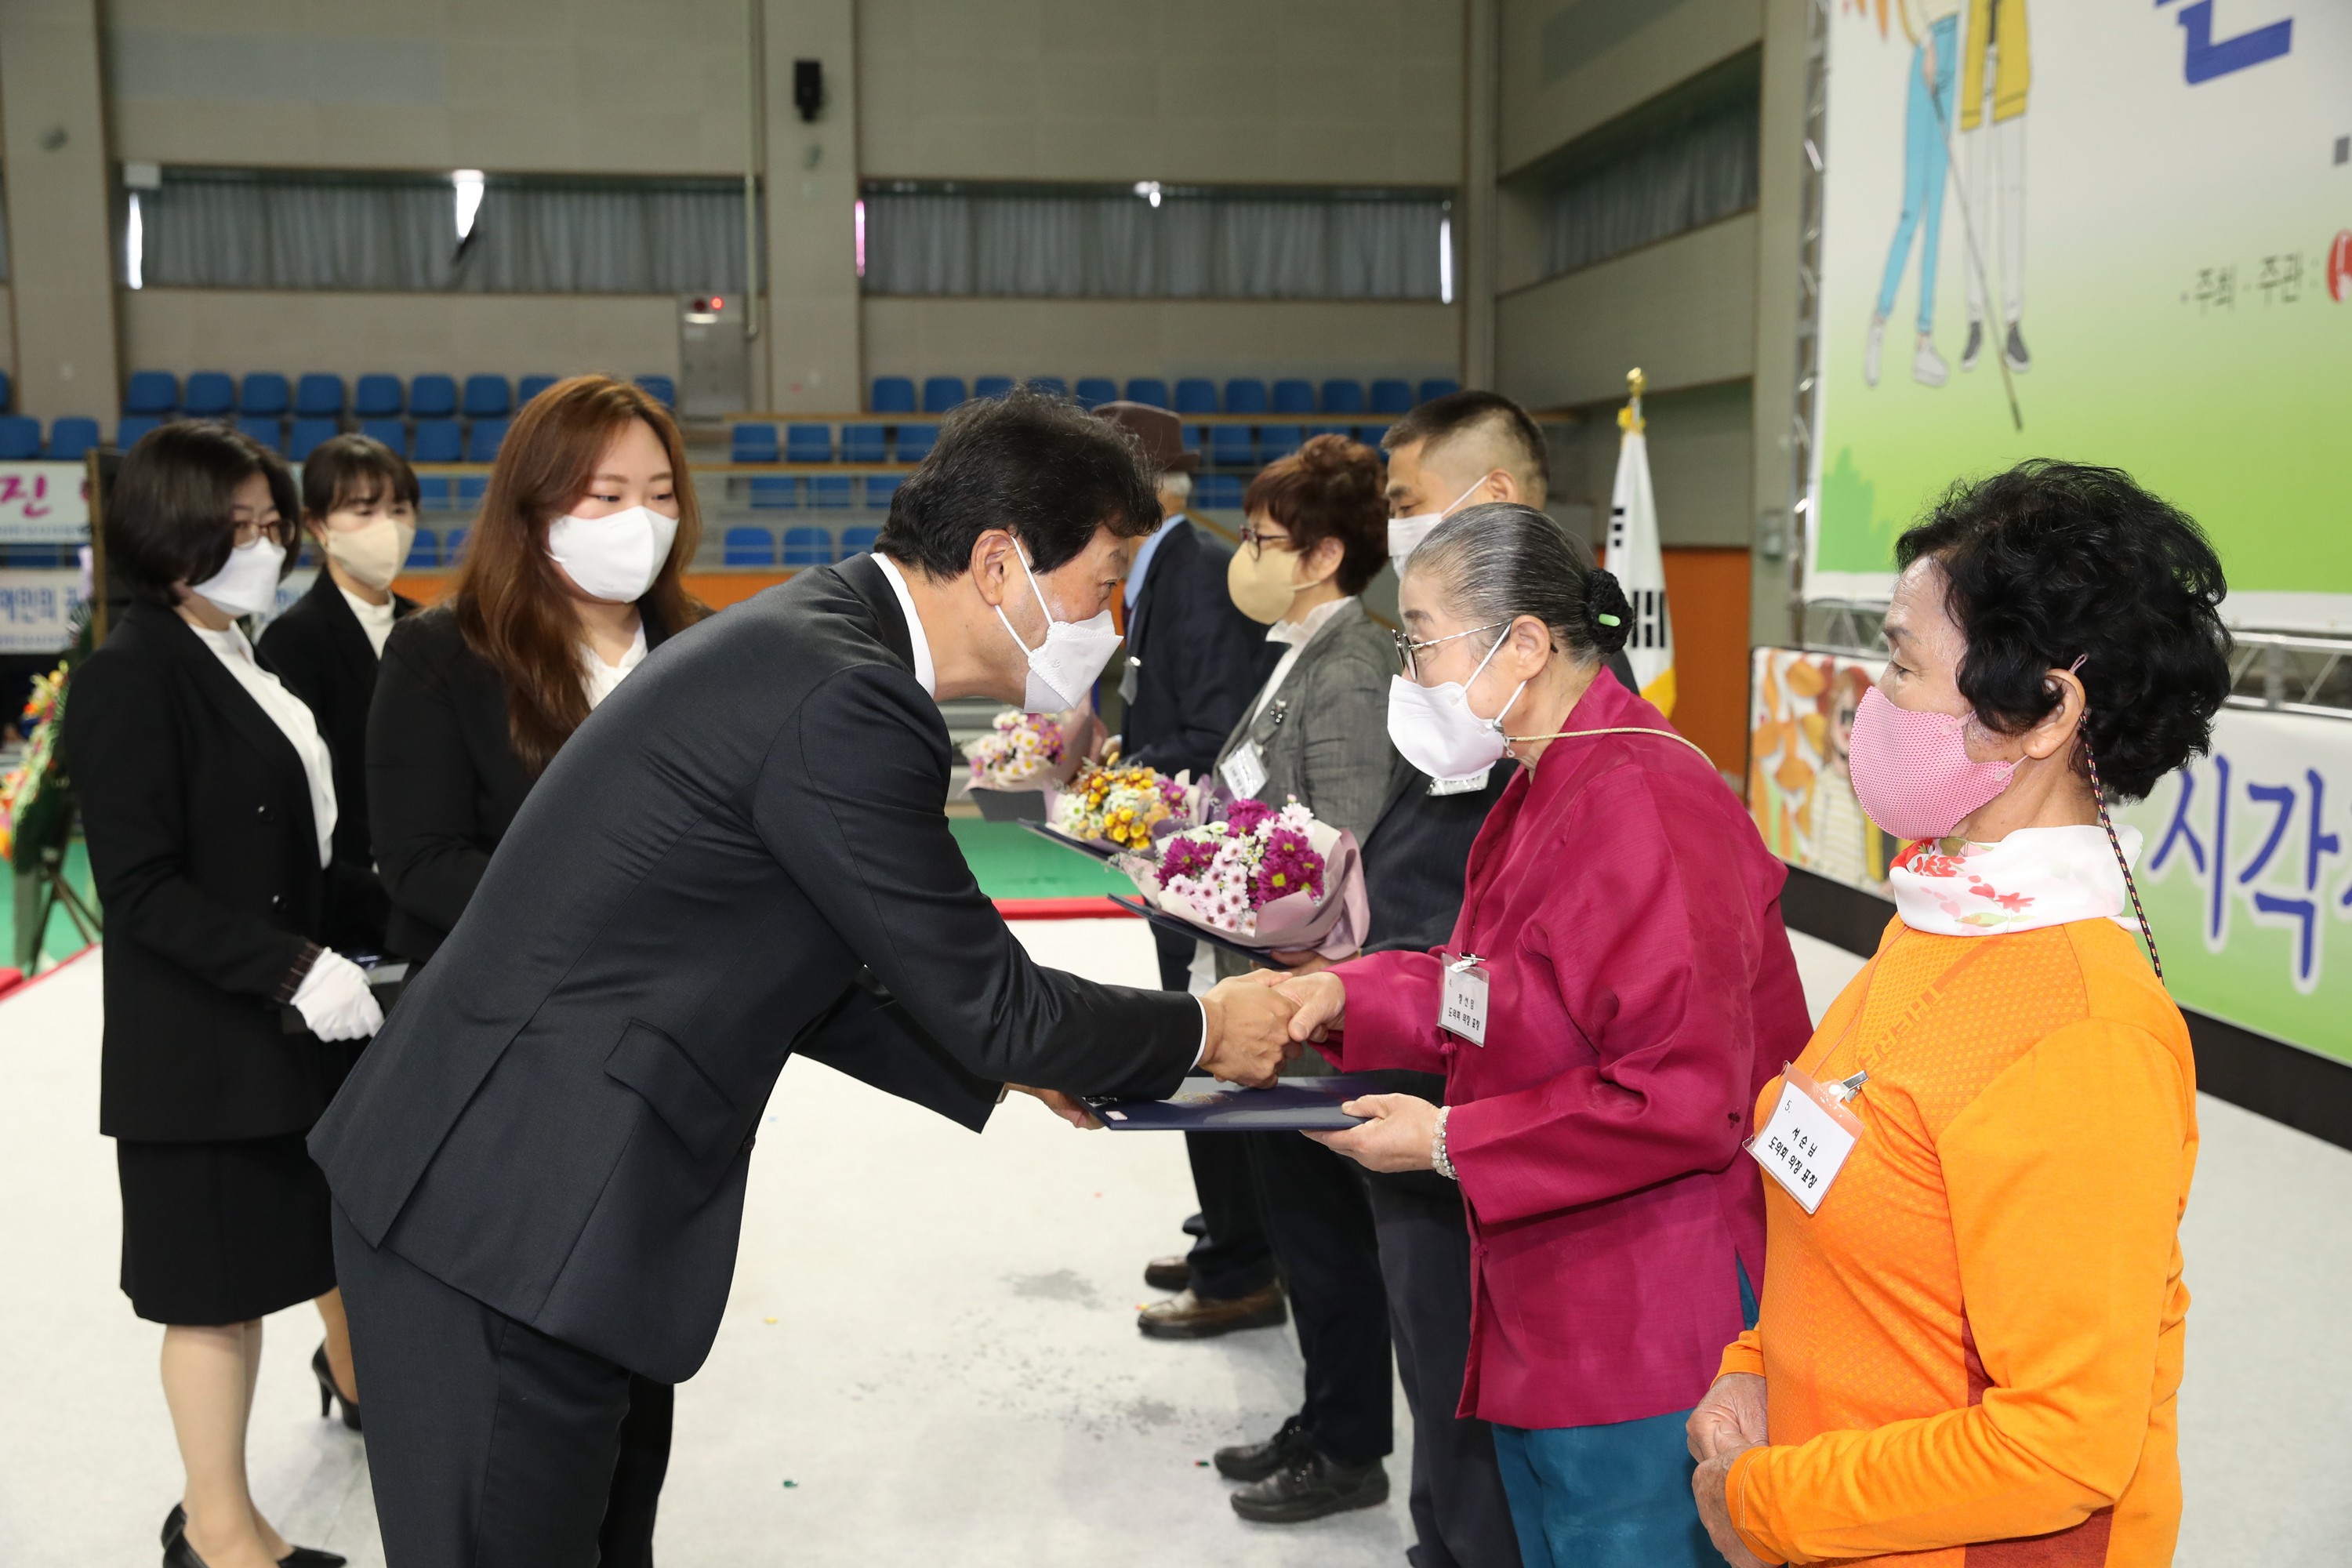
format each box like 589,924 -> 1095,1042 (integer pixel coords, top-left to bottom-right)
1214,1414 -> 1310,1482
1137,1282 -> 1286,1340
162,1505 -> 347,1568
313,1343 -> 361,1432
1230,1449 -> 1390,1523
278,1551 -> 347,1567
162,1504 -> 185,1546
1143,1254 -> 1191,1292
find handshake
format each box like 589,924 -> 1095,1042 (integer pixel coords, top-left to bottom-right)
1195,969 -> 1348,1088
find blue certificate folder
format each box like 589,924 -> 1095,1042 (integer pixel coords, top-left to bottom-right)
1087,1074 -> 1384,1132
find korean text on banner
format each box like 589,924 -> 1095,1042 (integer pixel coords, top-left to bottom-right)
0,463 -> 92,546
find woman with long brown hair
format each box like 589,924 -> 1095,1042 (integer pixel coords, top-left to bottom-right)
365,373 -> 706,1564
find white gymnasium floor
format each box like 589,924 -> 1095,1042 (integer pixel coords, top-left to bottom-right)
2,926 -> 2347,1566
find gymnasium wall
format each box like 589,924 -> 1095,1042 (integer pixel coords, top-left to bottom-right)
1499,0 -> 1761,174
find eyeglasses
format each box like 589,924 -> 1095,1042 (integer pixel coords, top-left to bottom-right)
1392,619 -> 1509,680
1236,524 -> 1294,558
230,515 -> 292,549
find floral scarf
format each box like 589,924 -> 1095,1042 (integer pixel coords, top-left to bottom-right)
1889,823 -> 2144,938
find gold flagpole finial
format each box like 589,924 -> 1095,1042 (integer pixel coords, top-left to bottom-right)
1617,367 -> 1646,434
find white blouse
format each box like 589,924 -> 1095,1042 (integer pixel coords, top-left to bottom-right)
581,622 -> 649,710
188,621 -> 337,868
340,585 -> 397,657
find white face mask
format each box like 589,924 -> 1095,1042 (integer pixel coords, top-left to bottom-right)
321,516 -> 417,593
996,548 -> 1123,713
189,535 -> 287,619
546,506 -> 679,603
1385,625 -> 1529,783
1386,477 -> 1489,567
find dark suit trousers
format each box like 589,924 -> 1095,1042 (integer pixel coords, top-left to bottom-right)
334,1205 -> 670,1567
1244,1131 -> 1393,1466
1363,1178 -> 1523,1568
1155,924 -> 1274,1301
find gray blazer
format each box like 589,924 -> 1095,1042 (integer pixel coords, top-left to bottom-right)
1208,598 -> 1397,1006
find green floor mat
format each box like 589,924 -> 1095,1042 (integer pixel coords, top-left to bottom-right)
949,818 -> 1136,902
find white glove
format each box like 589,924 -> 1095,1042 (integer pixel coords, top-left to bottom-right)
291,950 -> 384,1041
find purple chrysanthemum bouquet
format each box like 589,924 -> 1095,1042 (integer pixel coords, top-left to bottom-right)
1123,793 -> 1367,956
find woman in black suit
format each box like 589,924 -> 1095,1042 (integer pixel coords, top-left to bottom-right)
65,423 -> 382,1568
258,435 -> 420,954
366,374 -> 706,1564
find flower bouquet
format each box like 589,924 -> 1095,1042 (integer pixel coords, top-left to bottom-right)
962,706 -> 1101,821
1118,794 -> 1368,959
1051,761 -> 1189,852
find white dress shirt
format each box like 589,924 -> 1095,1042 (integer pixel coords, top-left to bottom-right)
1249,594 -> 1356,721
339,585 -> 397,658
189,620 -> 338,868
581,622 -> 648,710
872,553 -> 938,696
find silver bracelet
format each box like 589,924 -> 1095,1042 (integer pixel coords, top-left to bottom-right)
1432,1105 -> 1457,1181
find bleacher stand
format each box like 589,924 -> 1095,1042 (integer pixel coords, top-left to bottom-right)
635,375 -> 676,408
517,375 -> 558,405
1224,379 -> 1269,415
457,476 -> 488,507
864,475 -> 903,508
360,418 -> 408,453
296,374 -> 344,419
0,416 -> 45,459
463,376 -> 512,419
724,527 -> 776,566
732,423 -> 780,463
464,419 -> 509,462
406,530 -> 439,569
786,424 -> 833,463
289,419 -> 339,461
412,419 -> 463,463
354,376 -> 405,419
1258,425 -> 1303,461
809,476 -> 853,509
871,376 -> 918,414
894,424 -> 936,463
1195,475 -> 1243,509
445,527 -> 469,560
973,376 -> 1015,400
1174,379 -> 1218,415
236,417 -> 285,453
1209,426 -> 1254,470
840,526 -> 881,557
1370,379 -> 1416,415
124,372 -> 178,416
751,477 -> 798,509
240,373 -> 290,419
1026,376 -> 1069,400
840,424 -> 887,463
409,376 -> 458,419
782,527 -> 834,566
1074,378 -> 1116,409
117,416 -> 165,451
1417,379 -> 1460,404
1271,379 -> 1316,415
1124,378 -> 1171,408
47,418 -> 100,460
922,376 -> 967,413
184,374 -> 236,419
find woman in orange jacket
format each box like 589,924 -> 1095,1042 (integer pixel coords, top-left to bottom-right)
1686,460 -> 2231,1566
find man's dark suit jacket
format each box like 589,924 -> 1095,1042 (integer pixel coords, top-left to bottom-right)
258,572 -> 415,952
1121,517 -> 1271,778
311,554 -> 1203,1383
64,601 -> 362,1142
363,602 -> 673,962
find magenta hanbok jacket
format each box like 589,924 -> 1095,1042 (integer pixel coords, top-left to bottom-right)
1321,673 -> 1811,1431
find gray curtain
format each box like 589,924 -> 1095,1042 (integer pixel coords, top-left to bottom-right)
132,169 -> 757,294
1543,99 -> 1757,278
863,187 -> 1447,299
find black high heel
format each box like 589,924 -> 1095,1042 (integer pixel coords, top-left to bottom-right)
311,1342 -> 361,1432
162,1504 -> 347,1567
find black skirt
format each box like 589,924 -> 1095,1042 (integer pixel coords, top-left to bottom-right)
117,1132 -> 337,1325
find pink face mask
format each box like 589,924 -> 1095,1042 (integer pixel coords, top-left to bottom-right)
1846,684 -> 2015,841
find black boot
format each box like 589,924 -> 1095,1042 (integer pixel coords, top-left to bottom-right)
1229,1448 -> 1391,1523
1212,1414 -> 1312,1482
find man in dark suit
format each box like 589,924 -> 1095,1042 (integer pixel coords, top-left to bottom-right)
310,390 -> 1300,1566
1094,401 -> 1290,1340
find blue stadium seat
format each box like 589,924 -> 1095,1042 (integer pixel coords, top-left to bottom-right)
723,527 -> 777,566
634,375 -> 676,408
465,418 -> 510,462
457,476 -> 488,507
1124,378 -> 1171,408
289,418 -> 339,460
1026,376 -> 1068,400
359,418 -> 408,453
864,474 -> 903,508
750,476 -> 800,509
1182,425 -> 1203,458
116,415 -> 165,450
1224,379 -> 1269,415
1417,379 -> 1460,405
809,476 -> 854,509
295,374 -> 344,418
840,526 -> 880,557
406,529 -> 439,568
46,418 -> 100,460
1356,423 -> 1392,448
517,375 -> 558,405
409,376 -> 457,419
241,373 -> 290,416
973,376 -> 1016,400
237,417 -> 285,452
1306,423 -> 1353,441
840,424 -> 888,463
446,527 -> 470,560
892,423 -> 937,462
1173,379 -> 1219,415
184,373 -> 236,418
412,419 -> 463,463
1073,377 -> 1117,410
786,424 -> 833,463
416,477 -> 456,511
1258,424 -> 1303,460
1369,379 -> 1415,415
1195,475 -> 1243,509
871,376 -> 918,414
1320,379 -> 1367,415
782,527 -> 834,566
1209,426 -> 1255,469
462,375 -> 512,419
354,375 -> 403,418
124,371 -> 179,415
731,423 -> 780,463
922,376 -> 967,413
1270,379 -> 1316,415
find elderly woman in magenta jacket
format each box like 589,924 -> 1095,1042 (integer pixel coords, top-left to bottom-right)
1270,504 -> 1813,1568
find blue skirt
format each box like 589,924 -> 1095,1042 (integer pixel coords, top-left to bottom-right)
1492,1409 -> 1711,1568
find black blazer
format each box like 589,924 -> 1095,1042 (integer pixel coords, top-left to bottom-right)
364,604 -> 673,962
1121,517 -> 1274,778
258,572 -> 416,953
312,555 -> 1202,1382
64,601 -> 361,1142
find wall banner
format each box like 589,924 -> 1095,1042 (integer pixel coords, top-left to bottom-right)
1748,647 -> 1906,898
0,463 -> 91,545
0,572 -> 90,654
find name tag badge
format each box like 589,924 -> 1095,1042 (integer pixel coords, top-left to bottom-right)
1747,1062 -> 1867,1215
1119,655 -> 1140,705
1439,953 -> 1490,1047
1428,768 -> 1492,797
1221,740 -> 1269,799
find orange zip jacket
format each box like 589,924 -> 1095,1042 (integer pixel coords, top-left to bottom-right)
1719,915 -> 2195,1566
